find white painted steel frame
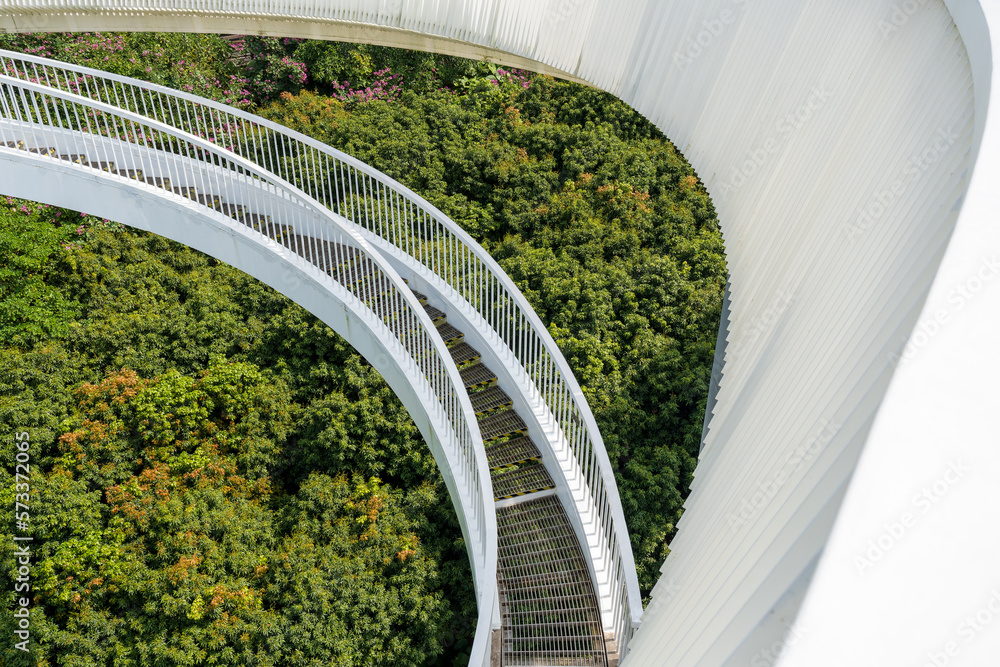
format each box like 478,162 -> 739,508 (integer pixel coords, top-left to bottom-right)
0,1 -> 996,665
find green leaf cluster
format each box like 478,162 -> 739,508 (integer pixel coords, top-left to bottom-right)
0,223 -> 470,666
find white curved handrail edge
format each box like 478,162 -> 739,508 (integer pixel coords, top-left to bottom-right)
0,70 -> 500,663
0,46 -> 641,625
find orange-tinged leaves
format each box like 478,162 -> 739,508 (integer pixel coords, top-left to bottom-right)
166,554 -> 203,585
75,368 -> 149,407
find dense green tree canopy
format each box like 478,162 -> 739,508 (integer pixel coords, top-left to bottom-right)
0,209 -> 473,666
0,32 -> 726,666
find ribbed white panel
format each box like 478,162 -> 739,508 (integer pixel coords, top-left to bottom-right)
776,2 -> 1000,665
0,1 -> 991,665
621,3 -> 977,665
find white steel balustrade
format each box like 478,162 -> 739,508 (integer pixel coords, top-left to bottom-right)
0,70 -> 501,666
0,48 -> 642,660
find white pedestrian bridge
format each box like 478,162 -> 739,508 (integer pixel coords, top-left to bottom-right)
1,2 -> 998,666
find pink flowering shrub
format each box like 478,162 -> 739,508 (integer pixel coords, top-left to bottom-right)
240,36 -> 309,105
0,32 -> 256,109
330,68 -> 404,104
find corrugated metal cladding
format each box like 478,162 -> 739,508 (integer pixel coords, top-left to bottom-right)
0,0 -> 983,665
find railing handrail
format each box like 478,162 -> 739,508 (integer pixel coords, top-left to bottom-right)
0,45 -> 641,629
0,45 -> 639,650
0,72 -> 499,659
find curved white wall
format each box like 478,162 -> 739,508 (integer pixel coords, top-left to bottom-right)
0,1 -> 994,665
778,2 -> 999,666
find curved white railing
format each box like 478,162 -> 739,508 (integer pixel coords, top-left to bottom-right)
0,70 -> 500,665
0,48 -> 642,649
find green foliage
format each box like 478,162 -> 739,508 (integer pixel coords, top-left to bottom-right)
0,32 -> 251,106
1,359 -> 454,665
239,36 -> 308,104
0,214 -> 472,664
268,473 -> 449,665
292,41 -> 500,97
0,199 -> 82,349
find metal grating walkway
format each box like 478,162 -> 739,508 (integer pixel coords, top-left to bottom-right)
470,385 -> 514,416
449,341 -> 482,366
437,321 -> 464,344
485,435 -> 541,470
479,409 -> 528,442
460,361 -> 497,390
424,304 -> 447,322
492,463 -> 556,499
411,287 -> 612,666
497,495 -> 607,667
